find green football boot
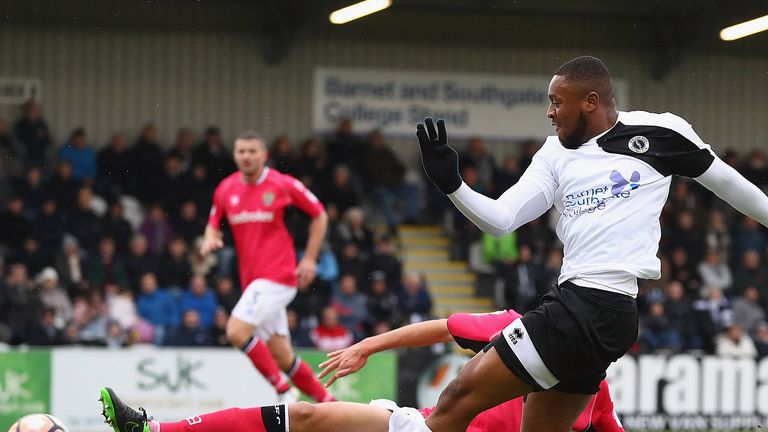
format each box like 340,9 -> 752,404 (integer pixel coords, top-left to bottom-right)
99,387 -> 151,432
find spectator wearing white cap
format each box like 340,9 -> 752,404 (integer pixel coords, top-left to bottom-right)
36,267 -> 72,329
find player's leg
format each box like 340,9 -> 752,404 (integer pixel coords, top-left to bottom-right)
249,279 -> 335,402
100,387 -> 392,432
425,346 -> 534,432
266,323 -> 336,402
520,390 -> 592,431
228,281 -> 292,395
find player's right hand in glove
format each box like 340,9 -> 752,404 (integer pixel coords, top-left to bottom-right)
416,118 -> 463,195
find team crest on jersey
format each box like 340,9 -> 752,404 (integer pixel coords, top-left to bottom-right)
628,135 -> 650,153
230,195 -> 240,206
262,191 -> 275,206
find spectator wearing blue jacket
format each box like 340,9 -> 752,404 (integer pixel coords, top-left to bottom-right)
136,272 -> 179,344
179,275 -> 218,329
58,128 -> 96,182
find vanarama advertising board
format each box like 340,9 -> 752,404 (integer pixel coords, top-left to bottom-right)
607,354 -> 768,430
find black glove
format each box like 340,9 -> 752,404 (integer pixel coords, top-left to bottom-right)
416,118 -> 463,195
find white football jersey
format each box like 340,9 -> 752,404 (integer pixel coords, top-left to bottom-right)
522,110 -> 716,296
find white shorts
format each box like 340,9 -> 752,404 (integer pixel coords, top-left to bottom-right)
369,399 -> 433,432
231,279 -> 297,341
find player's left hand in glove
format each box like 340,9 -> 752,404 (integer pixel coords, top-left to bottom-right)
416,118 -> 463,195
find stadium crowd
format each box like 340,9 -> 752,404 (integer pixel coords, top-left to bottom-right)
1,100 -> 768,360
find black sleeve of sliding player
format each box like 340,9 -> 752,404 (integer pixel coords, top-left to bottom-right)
261,405 -> 288,432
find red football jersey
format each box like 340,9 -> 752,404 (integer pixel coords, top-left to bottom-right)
208,168 -> 324,288
419,310 -> 623,432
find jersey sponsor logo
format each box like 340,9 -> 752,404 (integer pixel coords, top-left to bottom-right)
262,191 -> 275,206
628,135 -> 650,153
230,195 -> 240,206
609,170 -> 640,196
562,170 -> 641,218
229,210 -> 275,224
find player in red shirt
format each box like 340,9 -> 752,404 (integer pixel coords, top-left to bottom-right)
200,130 -> 334,403
101,308 -> 623,432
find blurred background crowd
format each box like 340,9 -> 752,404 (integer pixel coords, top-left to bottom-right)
1,100 -> 768,360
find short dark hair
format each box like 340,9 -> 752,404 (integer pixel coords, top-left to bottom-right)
554,56 -> 611,85
236,130 -> 265,142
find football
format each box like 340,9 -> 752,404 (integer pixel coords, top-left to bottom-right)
6,414 -> 68,432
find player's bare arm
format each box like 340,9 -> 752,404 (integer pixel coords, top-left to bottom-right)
296,210 -> 328,288
318,318 -> 452,386
199,225 -> 224,255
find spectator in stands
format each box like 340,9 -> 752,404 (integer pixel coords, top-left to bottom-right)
36,267 -> 72,329
269,135 -> 298,175
158,236 -> 191,289
104,320 -> 128,348
494,155 -> 522,197
213,276 -> 239,313
26,307 -> 67,346
664,281 -> 699,350
15,165 -> 46,220
54,234 -> 86,295
165,309 -> 213,347
47,160 -> 82,214
192,126 -> 235,185
365,270 -> 400,334
640,301 -> 682,353
0,196 -> 31,253
732,249 -> 768,296
369,235 -> 402,290
664,210 -> 705,266
742,149 -> 768,189
323,165 -> 361,216
97,133 -> 135,196
58,128 -> 96,183
14,100 -> 51,167
716,323 -> 757,358
136,272 -> 179,345
295,136 -> 331,194
33,198 -> 65,260
697,248 -> 733,295
731,286 -> 765,335
210,307 -> 229,347
104,282 -> 138,330
326,118 -> 363,178
183,163 -> 215,216
99,201 -> 133,253
132,123 -> 165,203
174,201 -> 206,245
0,118 -> 19,177
337,242 -> 368,291
733,216 -> 766,262
86,236 -> 129,290
179,275 -> 217,329
501,243 -> 541,313
168,128 -> 196,172
668,246 -> 700,295
139,204 -> 174,255
76,293 -> 110,345
311,306 -> 354,351
156,154 -> 187,216
66,187 -> 101,251
754,322 -> 768,359
332,274 -> 367,341
704,210 -> 732,264
334,207 -> 374,257
17,237 -> 47,276
2,263 -> 41,342
363,129 -> 421,229
694,287 -> 733,353
459,136 -> 496,196
398,271 -> 432,325
124,234 -> 160,293
287,308 -> 313,348
516,215 -> 557,264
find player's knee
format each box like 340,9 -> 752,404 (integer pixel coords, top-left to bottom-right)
226,321 -> 250,347
288,401 -> 316,427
